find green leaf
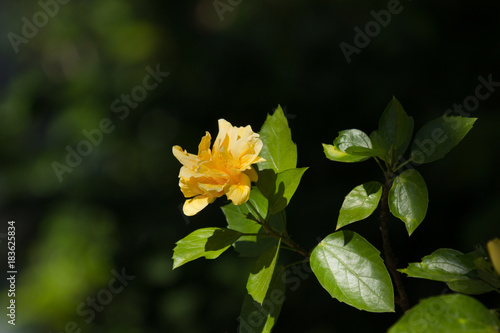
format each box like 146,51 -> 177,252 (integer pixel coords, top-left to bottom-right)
259,105 -> 297,173
310,231 -> 394,312
447,279 -> 497,295
323,143 -> 368,163
389,169 -> 429,235
379,97 -> 412,160
369,130 -> 388,161
258,168 -> 308,214
399,248 -> 473,281
399,248 -> 499,294
334,129 -> 372,152
396,116 -> 414,161
246,240 -> 281,305
410,115 -> 477,164
345,146 -> 386,158
222,187 -> 277,257
323,129 -> 373,163
337,181 -> 383,229
172,228 -> 242,269
239,266 -> 286,333
388,294 -> 500,333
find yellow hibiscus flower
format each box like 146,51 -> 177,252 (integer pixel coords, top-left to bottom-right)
173,119 -> 265,216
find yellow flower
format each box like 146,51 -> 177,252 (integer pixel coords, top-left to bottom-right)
487,238 -> 500,276
173,119 -> 265,216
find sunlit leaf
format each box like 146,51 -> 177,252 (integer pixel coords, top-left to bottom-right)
246,240 -> 281,304
389,169 -> 428,235
323,129 -> 374,163
323,143 -> 368,163
388,294 -> 500,333
259,105 -> 297,173
337,181 -> 383,229
310,231 -> 394,312
172,228 -> 242,269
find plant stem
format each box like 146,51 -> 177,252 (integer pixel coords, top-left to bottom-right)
246,201 -> 309,258
394,156 -> 414,172
380,171 -> 410,312
261,221 -> 309,258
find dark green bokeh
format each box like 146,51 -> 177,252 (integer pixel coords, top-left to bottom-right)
1,1 -> 499,332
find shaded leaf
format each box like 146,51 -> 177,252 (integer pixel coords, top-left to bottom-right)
389,169 -> 428,235
172,228 -> 242,269
258,168 -> 308,214
310,231 -> 394,312
337,181 -> 383,229
395,116 -> 414,161
400,248 -> 499,294
411,116 -> 477,164
222,187 -> 276,257
239,266 -> 286,333
369,130 -> 389,162
399,248 -> 473,281
379,97 -> 412,161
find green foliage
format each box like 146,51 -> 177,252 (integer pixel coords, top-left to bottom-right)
246,240 -> 281,305
310,231 -> 394,312
411,115 -> 477,164
222,187 -> 276,257
337,181 -> 383,229
399,248 -> 472,281
323,129 -> 382,163
239,266 -> 286,333
172,228 -> 242,269
400,248 -> 500,294
172,98 -> 485,332
388,169 -> 429,235
388,294 -> 500,333
378,97 -> 413,162
258,167 -> 308,215
258,105 -> 298,173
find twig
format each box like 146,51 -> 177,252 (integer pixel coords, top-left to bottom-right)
380,171 -> 410,312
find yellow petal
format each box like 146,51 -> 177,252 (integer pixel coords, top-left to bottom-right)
198,181 -> 226,194
179,177 -> 199,197
487,238 -> 500,275
172,146 -> 199,169
244,166 -> 258,182
213,119 -> 232,154
238,153 -> 265,170
183,196 -> 214,216
198,132 -> 212,157
225,173 -> 251,205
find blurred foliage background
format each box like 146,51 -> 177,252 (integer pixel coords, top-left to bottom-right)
0,0 -> 499,332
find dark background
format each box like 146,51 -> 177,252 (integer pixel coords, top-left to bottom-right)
0,1 -> 499,332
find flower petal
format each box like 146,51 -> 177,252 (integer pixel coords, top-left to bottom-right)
183,196 -> 214,216
173,146 -> 199,169
179,177 -> 200,197
226,173 -> 251,205
213,119 -> 232,154
244,166 -> 258,182
198,132 -> 212,159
